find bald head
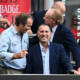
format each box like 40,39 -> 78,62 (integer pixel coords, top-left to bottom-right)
52,1 -> 66,14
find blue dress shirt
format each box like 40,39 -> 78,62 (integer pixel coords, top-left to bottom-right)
39,42 -> 50,74
0,25 -> 29,70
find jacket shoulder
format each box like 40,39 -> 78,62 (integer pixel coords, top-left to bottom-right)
59,24 -> 72,33
51,42 -> 64,49
29,43 -> 39,51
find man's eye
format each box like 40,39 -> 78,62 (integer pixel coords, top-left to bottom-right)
40,31 -> 44,33
45,31 -> 48,33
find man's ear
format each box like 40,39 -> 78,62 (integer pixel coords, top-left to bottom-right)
37,32 -> 39,37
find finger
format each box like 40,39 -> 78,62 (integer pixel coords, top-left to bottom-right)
73,70 -> 79,75
21,51 -> 28,57
22,49 -> 28,52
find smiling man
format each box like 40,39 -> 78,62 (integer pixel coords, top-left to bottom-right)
26,24 -> 78,74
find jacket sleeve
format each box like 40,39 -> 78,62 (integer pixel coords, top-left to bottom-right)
59,45 -> 73,72
64,27 -> 80,68
25,49 -> 33,73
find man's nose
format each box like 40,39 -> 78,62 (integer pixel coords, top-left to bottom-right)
42,32 -> 46,35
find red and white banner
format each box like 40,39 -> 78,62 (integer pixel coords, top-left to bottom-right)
0,0 -> 31,24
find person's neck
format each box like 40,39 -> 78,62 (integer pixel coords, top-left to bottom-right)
50,24 -> 57,29
41,42 -> 48,53
52,24 -> 57,27
14,25 -> 23,37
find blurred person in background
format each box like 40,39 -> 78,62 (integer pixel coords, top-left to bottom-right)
0,17 -> 10,34
26,16 -> 33,34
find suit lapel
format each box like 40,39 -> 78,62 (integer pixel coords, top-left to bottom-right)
36,44 -> 43,72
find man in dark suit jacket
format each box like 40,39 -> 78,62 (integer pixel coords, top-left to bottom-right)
26,24 -> 79,74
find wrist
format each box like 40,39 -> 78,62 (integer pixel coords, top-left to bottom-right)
13,53 -> 19,59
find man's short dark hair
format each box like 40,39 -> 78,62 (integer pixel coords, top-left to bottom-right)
37,24 -> 51,32
15,13 -> 32,26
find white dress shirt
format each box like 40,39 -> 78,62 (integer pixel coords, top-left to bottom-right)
50,25 -> 58,42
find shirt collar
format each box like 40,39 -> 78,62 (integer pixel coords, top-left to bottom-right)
11,25 -> 19,35
52,25 -> 58,33
39,42 -> 50,52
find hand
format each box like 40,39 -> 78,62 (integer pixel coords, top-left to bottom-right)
13,49 -> 28,59
77,67 -> 80,74
27,30 -> 33,34
72,70 -> 80,75
26,27 -> 31,30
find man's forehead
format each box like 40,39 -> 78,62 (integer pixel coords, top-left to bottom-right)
39,26 -> 50,31
46,9 -> 54,16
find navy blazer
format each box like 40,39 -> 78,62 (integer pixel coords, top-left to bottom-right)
53,24 -> 80,68
26,43 -> 73,74
31,10 -> 46,33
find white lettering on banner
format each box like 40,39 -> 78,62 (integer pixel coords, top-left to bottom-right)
0,5 -> 20,13
0,0 -> 17,3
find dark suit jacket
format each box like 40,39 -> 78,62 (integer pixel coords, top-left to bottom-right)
52,24 -> 80,68
31,10 -> 46,33
26,43 -> 73,74
29,24 -> 80,68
